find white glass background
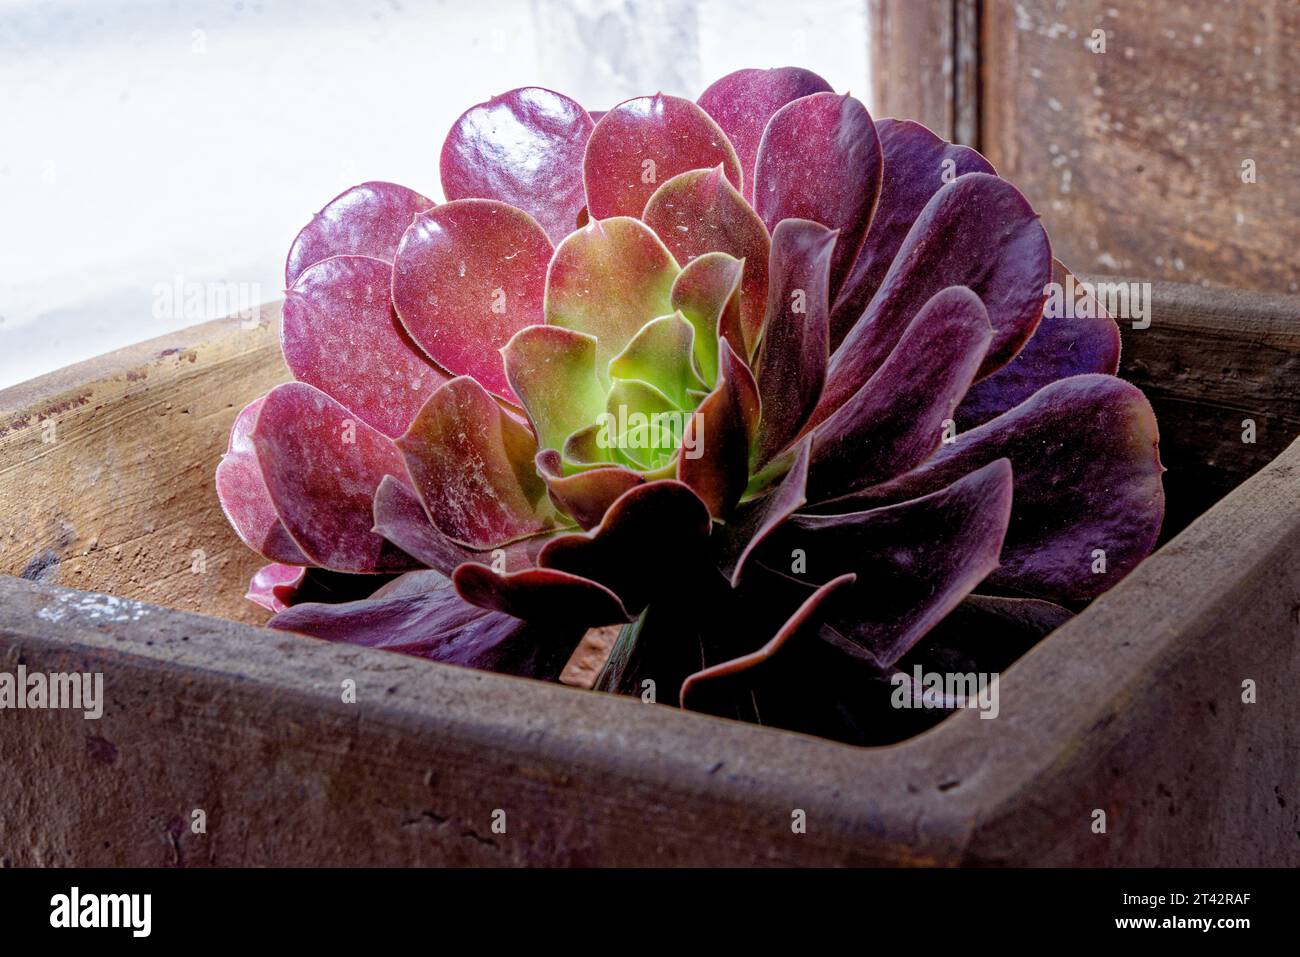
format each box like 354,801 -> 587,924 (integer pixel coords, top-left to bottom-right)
0,0 -> 870,387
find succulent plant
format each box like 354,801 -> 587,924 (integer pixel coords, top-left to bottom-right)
217,67 -> 1164,744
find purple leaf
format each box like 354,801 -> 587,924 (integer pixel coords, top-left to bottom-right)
752,218 -> 835,466
251,383 -> 418,573
752,92 -> 882,298
830,119 -> 996,346
269,574 -> 584,679
392,199 -> 553,402
697,66 -> 834,204
825,374 -> 1165,602
285,181 -> 433,288
957,260 -> 1121,427
283,255 -> 450,438
775,458 -> 1013,668
441,87 -> 594,244
216,395 -> 310,564
583,93 -> 742,219
817,173 -> 1051,428
807,286 -> 991,499
719,435 -> 811,586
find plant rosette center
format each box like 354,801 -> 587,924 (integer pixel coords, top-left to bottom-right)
218,67 -> 1165,746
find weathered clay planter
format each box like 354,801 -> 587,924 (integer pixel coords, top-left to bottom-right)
0,279 -> 1296,866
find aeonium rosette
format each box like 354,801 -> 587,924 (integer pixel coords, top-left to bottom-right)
217,67 -> 1164,743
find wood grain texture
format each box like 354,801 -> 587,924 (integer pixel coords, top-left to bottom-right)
1110,278 -> 1300,540
982,0 -> 1300,294
868,0 -> 958,138
0,306 -> 289,625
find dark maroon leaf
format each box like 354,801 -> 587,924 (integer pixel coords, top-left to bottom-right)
697,66 -> 834,204
829,119 -> 996,346
539,480 -> 712,613
807,285 -> 991,500
752,92 -> 881,297
772,458 -> 1013,668
816,173 -> 1050,429
752,218 -> 835,466
453,563 -> 631,625
718,436 -> 811,586
677,338 -> 759,518
269,573 -> 584,679
823,374 -> 1164,602
957,260 -> 1121,427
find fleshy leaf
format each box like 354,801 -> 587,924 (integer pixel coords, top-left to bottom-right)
283,255 -> 449,438
269,573 -> 584,679
818,172 -> 1050,427
246,563 -> 307,613
898,594 -> 1073,678
642,166 -> 770,346
807,286 -> 991,499
957,260 -> 1121,427
536,450 -> 645,530
392,199 -> 552,402
753,92 -> 881,296
538,480 -> 712,613
285,181 -> 433,287
696,67 -> 834,203
583,93 -> 742,220
604,379 -> 681,470
718,435 -> 810,586
501,325 -> 605,453
680,572 -> 856,709
216,395 -> 311,565
397,376 -> 557,549
607,311 -> 705,409
752,218 -> 836,467
677,338 -> 760,518
824,374 -> 1164,602
830,119 -> 996,345
669,251 -> 745,384
251,383 -> 416,573
440,87 -> 594,244
453,563 -> 631,625
544,216 -> 679,377
773,458 -> 1014,668
563,422 -> 614,468
371,474 -> 553,575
